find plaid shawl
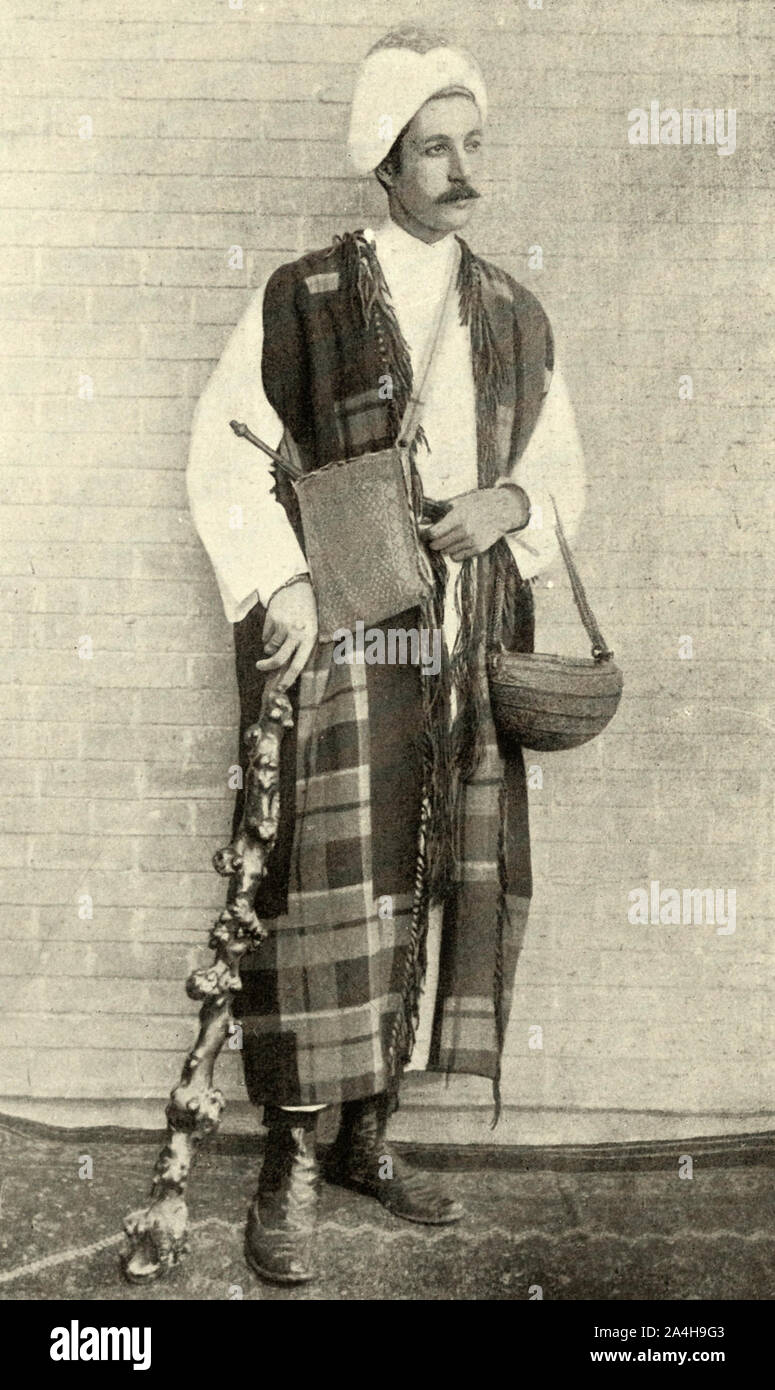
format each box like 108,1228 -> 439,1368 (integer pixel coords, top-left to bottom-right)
232,231 -> 552,1119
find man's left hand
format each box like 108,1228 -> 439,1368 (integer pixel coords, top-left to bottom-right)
425,486 -> 529,562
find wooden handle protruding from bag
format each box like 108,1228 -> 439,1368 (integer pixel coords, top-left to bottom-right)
229,420 -> 303,482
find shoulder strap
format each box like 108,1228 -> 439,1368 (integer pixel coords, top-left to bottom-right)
396,250 -> 459,450
549,494 -> 613,661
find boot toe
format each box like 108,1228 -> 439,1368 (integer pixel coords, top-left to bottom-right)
383,1184 -> 465,1225
356,1156 -> 465,1225
245,1216 -> 315,1285
431,1195 -> 465,1225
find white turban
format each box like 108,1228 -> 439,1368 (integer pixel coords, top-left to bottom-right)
347,27 -> 487,176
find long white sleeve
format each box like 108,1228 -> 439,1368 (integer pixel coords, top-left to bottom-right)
500,363 -> 587,579
186,280 -> 309,624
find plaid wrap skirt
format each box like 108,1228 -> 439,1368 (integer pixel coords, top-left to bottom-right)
229,590 -> 532,1109
231,601 -> 425,1106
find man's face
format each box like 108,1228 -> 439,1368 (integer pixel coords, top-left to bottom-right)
384,93 -> 484,236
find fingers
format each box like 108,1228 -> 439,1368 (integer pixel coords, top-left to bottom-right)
275,634 -> 316,691
255,627 -> 317,687
261,618 -> 282,653
426,513 -> 465,543
255,632 -> 297,671
428,523 -> 467,551
424,490 -> 478,535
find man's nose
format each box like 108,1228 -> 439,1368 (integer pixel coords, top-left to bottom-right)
448,145 -> 469,182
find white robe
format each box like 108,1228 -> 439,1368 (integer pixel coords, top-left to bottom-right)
187,214 -> 586,1074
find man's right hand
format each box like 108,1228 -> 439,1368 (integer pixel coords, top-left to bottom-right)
255,578 -> 318,691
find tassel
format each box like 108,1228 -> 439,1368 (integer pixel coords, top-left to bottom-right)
340,231 -> 414,420
490,773 -> 510,1130
385,790 -> 432,1088
456,240 -> 508,489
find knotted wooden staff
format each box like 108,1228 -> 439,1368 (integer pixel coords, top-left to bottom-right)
122,675 -> 293,1284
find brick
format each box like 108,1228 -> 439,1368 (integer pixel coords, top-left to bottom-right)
191,287 -> 256,325
38,248 -> 142,284
0,972 -> 195,1015
134,833 -> 223,873
27,687 -> 140,723
4,432 -> 184,471
28,833 -> 135,871
3,722 -> 80,759
80,724 -> 185,762
0,796 -> 94,834
29,612 -> 137,651
145,322 -> 230,359
1,937 -> 200,980
57,577 -> 205,616
133,684 -> 236,726
129,614 -> 230,653
141,762 -> 232,801
11,649 -> 192,688
0,761 -> 40,796
89,799 -> 192,836
142,396 -> 196,434
0,500 -> 186,543
36,468 -> 185,507
88,285 -> 193,322
0,287 -> 90,321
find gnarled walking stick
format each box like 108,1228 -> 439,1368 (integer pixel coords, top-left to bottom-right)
121,678 -> 294,1284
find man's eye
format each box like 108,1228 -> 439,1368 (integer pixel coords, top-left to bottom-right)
466,141 -> 482,152
425,144 -> 446,156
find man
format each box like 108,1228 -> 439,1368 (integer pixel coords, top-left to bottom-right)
187,24 -> 585,1285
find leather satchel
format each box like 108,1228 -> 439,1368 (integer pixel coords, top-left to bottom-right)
292,446 -> 429,641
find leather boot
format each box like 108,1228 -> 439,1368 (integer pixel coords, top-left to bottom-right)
244,1105 -> 320,1285
323,1092 -> 464,1225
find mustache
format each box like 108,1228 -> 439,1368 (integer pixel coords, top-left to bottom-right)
436,185 -> 481,204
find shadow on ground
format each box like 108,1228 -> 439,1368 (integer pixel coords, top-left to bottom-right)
0,1121 -> 773,1300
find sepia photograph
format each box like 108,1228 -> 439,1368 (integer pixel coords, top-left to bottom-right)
0,0 -> 771,1346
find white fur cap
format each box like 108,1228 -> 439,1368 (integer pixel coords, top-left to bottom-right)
347,42 -> 487,175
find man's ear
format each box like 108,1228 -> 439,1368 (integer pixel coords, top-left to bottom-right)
374,158 -> 396,192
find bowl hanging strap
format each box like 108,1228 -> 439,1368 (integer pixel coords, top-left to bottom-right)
548,494 -> 613,661
490,497 -> 613,663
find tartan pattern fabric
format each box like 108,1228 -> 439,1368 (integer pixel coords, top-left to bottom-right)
432,704 -> 533,1082
332,388 -> 391,457
232,231 -> 553,1110
234,642 -> 422,1105
235,617 -> 529,1107
426,553 -> 534,1105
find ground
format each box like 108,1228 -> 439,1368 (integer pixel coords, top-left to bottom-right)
0,1119 -> 773,1300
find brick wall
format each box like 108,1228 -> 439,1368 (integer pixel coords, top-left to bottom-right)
1,0 -> 771,1145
